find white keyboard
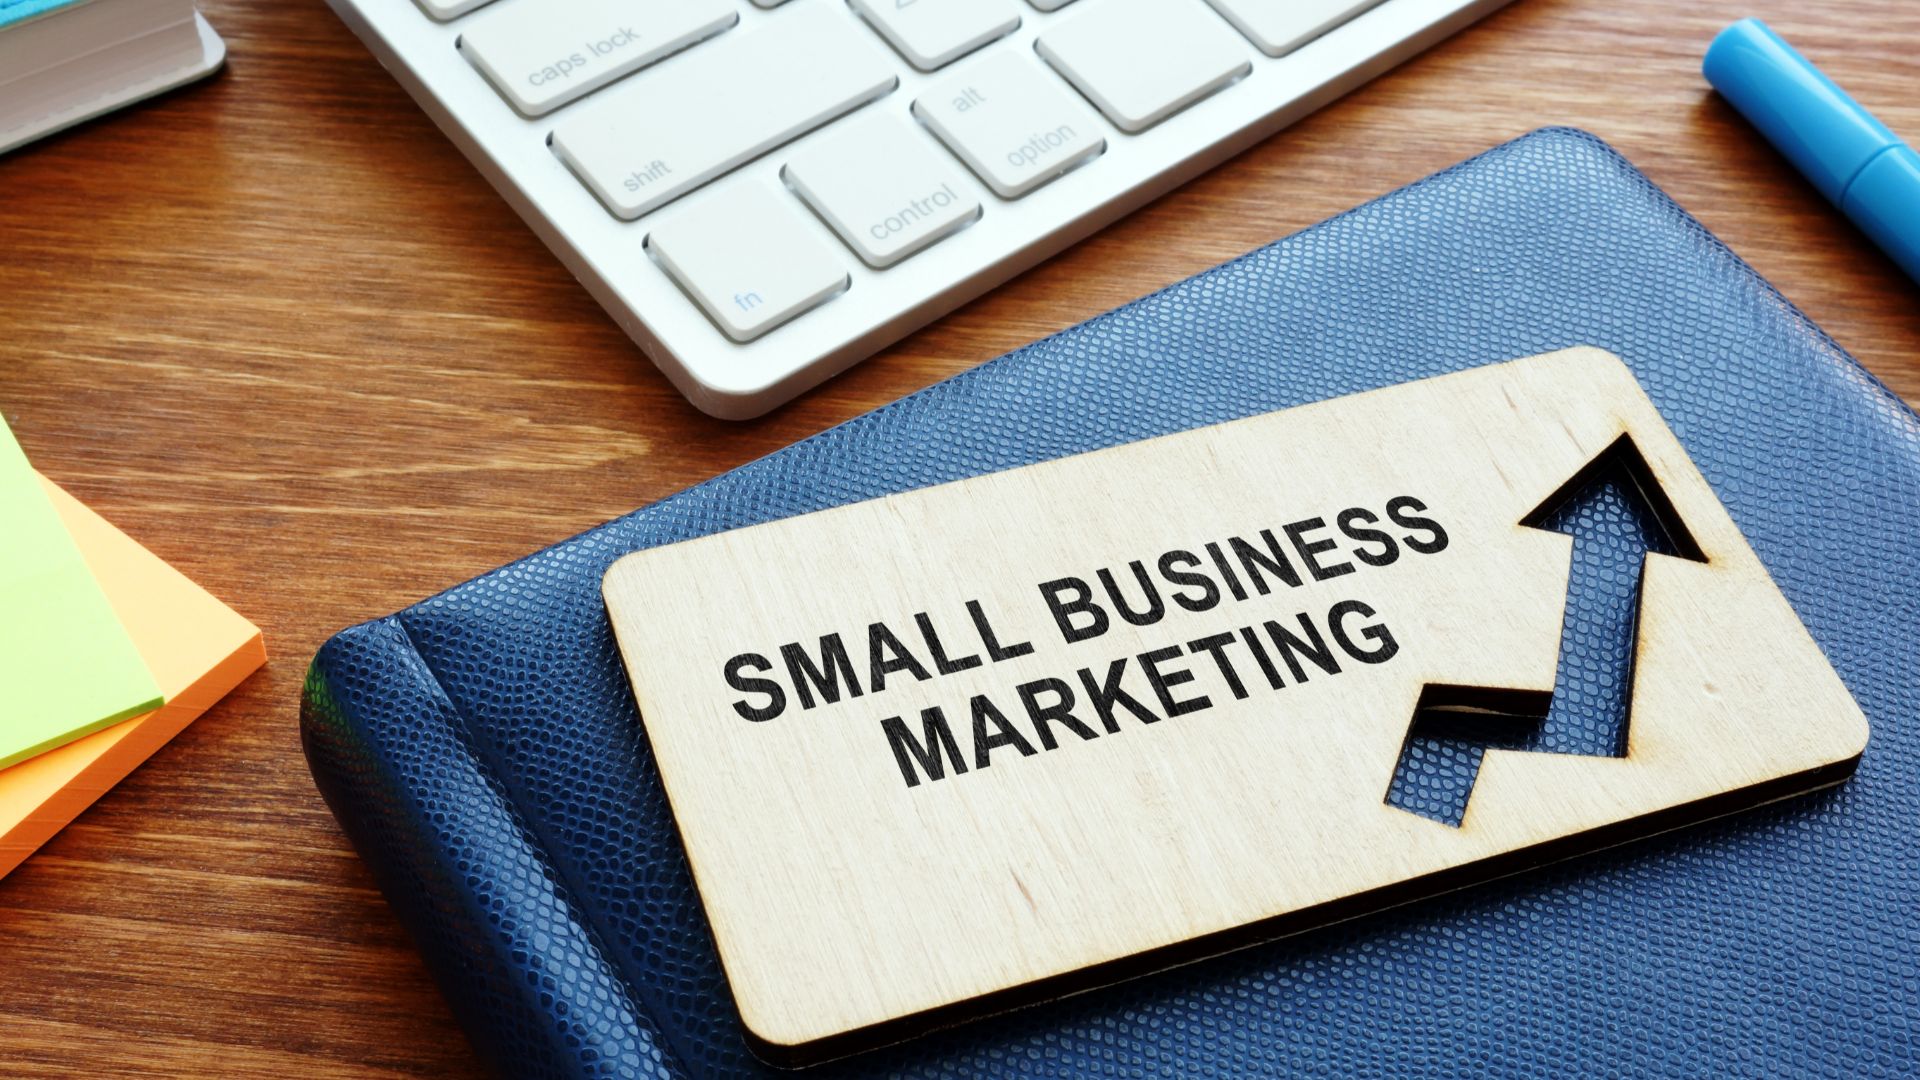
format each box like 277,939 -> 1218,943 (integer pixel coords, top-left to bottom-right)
327,0 -> 1516,418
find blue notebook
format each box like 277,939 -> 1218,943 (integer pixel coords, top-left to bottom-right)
302,128 -> 1920,1078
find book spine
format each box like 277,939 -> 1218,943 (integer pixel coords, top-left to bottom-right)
301,617 -> 682,1080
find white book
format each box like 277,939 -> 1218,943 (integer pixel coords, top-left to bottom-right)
0,0 -> 223,155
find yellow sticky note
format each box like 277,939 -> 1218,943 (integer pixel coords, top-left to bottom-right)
0,477 -> 264,879
0,420 -> 163,767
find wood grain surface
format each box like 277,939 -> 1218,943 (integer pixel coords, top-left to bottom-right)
0,0 -> 1914,1075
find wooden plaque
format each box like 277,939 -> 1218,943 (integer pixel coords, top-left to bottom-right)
602,348 -> 1867,1065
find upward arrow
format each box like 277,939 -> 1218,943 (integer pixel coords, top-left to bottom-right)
1387,436 -> 1708,826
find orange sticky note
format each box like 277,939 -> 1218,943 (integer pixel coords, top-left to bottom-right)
0,478 -> 264,879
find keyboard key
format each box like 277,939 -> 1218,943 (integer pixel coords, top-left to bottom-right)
849,0 -> 1021,72
647,181 -> 850,342
552,7 -> 898,221
1036,0 -> 1251,134
785,111 -> 982,268
1204,0 -> 1384,57
460,0 -> 737,117
913,52 -> 1105,199
1028,0 -> 1077,9
416,0 -> 497,20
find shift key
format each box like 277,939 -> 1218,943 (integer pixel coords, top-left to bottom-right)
551,6 -> 898,220
460,0 -> 738,117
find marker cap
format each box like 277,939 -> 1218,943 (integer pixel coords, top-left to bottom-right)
1842,147 -> 1920,283
1706,18 -> 1920,283
1703,18 -> 1901,205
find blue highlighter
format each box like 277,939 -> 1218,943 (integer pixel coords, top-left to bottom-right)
1705,18 -> 1920,285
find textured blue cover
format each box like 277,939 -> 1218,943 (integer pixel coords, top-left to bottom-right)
300,129 -> 1920,1078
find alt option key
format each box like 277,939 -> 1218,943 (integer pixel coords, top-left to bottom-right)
913,51 -> 1107,199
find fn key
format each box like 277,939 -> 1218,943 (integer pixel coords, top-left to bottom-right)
647,182 -> 850,342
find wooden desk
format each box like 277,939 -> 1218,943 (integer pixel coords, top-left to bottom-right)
0,1 -> 1914,1074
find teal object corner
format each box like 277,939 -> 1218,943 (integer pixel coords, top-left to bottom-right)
0,0 -> 90,30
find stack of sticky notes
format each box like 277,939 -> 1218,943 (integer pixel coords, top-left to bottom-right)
0,416 -> 263,878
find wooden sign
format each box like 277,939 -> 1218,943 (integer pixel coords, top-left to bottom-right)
602,348 -> 1867,1065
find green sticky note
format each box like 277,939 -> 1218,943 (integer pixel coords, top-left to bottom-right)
0,417 -> 163,768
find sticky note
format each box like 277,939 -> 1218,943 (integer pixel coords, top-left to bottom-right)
0,418 -> 163,768
0,477 -> 264,879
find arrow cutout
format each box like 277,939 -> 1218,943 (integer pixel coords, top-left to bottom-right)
1386,435 -> 1708,826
